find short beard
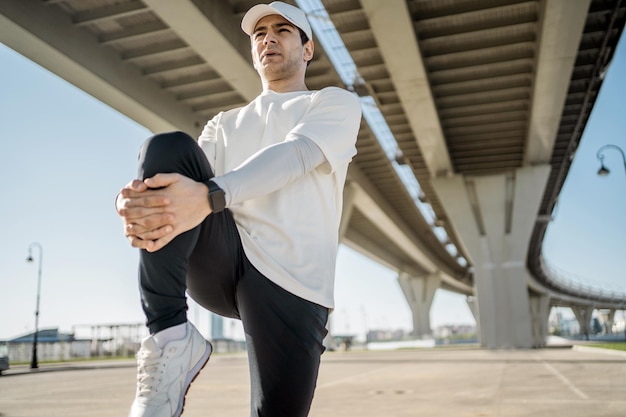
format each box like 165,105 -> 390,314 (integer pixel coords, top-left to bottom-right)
257,51 -> 303,82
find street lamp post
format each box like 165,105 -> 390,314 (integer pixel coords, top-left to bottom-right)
26,242 -> 43,369
596,144 -> 626,177
596,145 -> 626,341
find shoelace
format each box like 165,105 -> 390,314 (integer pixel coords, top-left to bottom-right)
135,348 -> 168,399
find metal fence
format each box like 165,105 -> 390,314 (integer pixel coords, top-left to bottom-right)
541,255 -> 626,305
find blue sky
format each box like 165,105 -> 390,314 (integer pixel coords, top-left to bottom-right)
0,32 -> 624,341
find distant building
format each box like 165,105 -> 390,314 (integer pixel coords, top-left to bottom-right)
4,328 -> 94,363
331,334 -> 358,351
366,329 -> 408,343
9,328 -> 73,344
3,324 -> 146,363
549,315 -> 581,336
432,324 -> 476,339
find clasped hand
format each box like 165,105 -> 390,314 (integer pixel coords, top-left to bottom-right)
116,173 -> 211,252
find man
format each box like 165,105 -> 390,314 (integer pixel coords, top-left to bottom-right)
116,2 -> 361,417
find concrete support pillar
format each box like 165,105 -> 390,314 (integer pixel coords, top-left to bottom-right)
324,182 -> 358,351
339,181 -> 357,242
466,296 -> 478,322
529,293 -> 551,347
398,272 -> 441,339
466,296 -> 481,344
598,309 -> 615,334
465,295 -> 480,342
606,309 -> 616,334
572,306 -> 594,340
432,165 -> 551,348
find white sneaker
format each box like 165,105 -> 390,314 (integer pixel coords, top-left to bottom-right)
128,322 -> 212,417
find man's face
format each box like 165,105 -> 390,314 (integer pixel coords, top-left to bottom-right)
251,14 -> 313,83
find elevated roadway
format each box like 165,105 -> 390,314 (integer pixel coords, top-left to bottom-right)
1,0 -> 625,348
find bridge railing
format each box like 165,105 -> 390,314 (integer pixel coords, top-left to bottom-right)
540,255 -> 626,305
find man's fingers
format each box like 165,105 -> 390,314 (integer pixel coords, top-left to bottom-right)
128,212 -> 174,231
118,179 -> 148,202
119,186 -> 169,201
118,194 -> 170,213
127,235 -> 156,251
125,229 -> 175,252
119,173 -> 191,252
144,173 -> 180,189
146,233 -> 176,253
128,179 -> 148,192
127,224 -> 173,242
137,194 -> 170,208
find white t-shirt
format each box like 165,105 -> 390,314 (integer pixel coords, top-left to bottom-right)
198,86 -> 361,308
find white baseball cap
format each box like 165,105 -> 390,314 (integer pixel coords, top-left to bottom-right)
241,2 -> 312,41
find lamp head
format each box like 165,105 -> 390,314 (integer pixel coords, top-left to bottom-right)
26,248 -> 33,263
597,164 -> 610,176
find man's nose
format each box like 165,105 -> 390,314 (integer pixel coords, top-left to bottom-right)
263,31 -> 278,44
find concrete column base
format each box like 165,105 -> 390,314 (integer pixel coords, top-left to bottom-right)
398,272 -> 441,339
572,306 -> 594,340
466,295 -> 481,345
529,293 -> 550,347
599,309 -> 615,334
432,166 -> 552,349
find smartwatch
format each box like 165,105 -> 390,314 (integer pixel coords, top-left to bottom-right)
207,180 -> 226,213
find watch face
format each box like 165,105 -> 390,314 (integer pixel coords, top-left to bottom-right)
209,188 -> 226,212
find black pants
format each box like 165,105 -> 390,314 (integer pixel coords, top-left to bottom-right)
137,131 -> 329,417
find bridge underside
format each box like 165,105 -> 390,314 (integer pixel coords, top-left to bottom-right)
1,0 -> 625,347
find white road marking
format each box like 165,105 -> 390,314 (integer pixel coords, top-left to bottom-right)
540,359 -> 589,400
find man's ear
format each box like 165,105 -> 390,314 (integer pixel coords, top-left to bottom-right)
303,40 -> 314,63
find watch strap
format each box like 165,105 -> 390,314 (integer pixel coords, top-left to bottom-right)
206,179 -> 226,213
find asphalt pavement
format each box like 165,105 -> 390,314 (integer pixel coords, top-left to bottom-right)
1,344 -> 625,417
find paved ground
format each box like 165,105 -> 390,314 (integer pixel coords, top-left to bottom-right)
1,345 -> 625,417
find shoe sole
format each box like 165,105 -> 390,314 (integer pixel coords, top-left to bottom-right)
174,340 -> 212,417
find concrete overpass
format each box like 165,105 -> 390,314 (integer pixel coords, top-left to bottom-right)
1,0 -> 625,348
